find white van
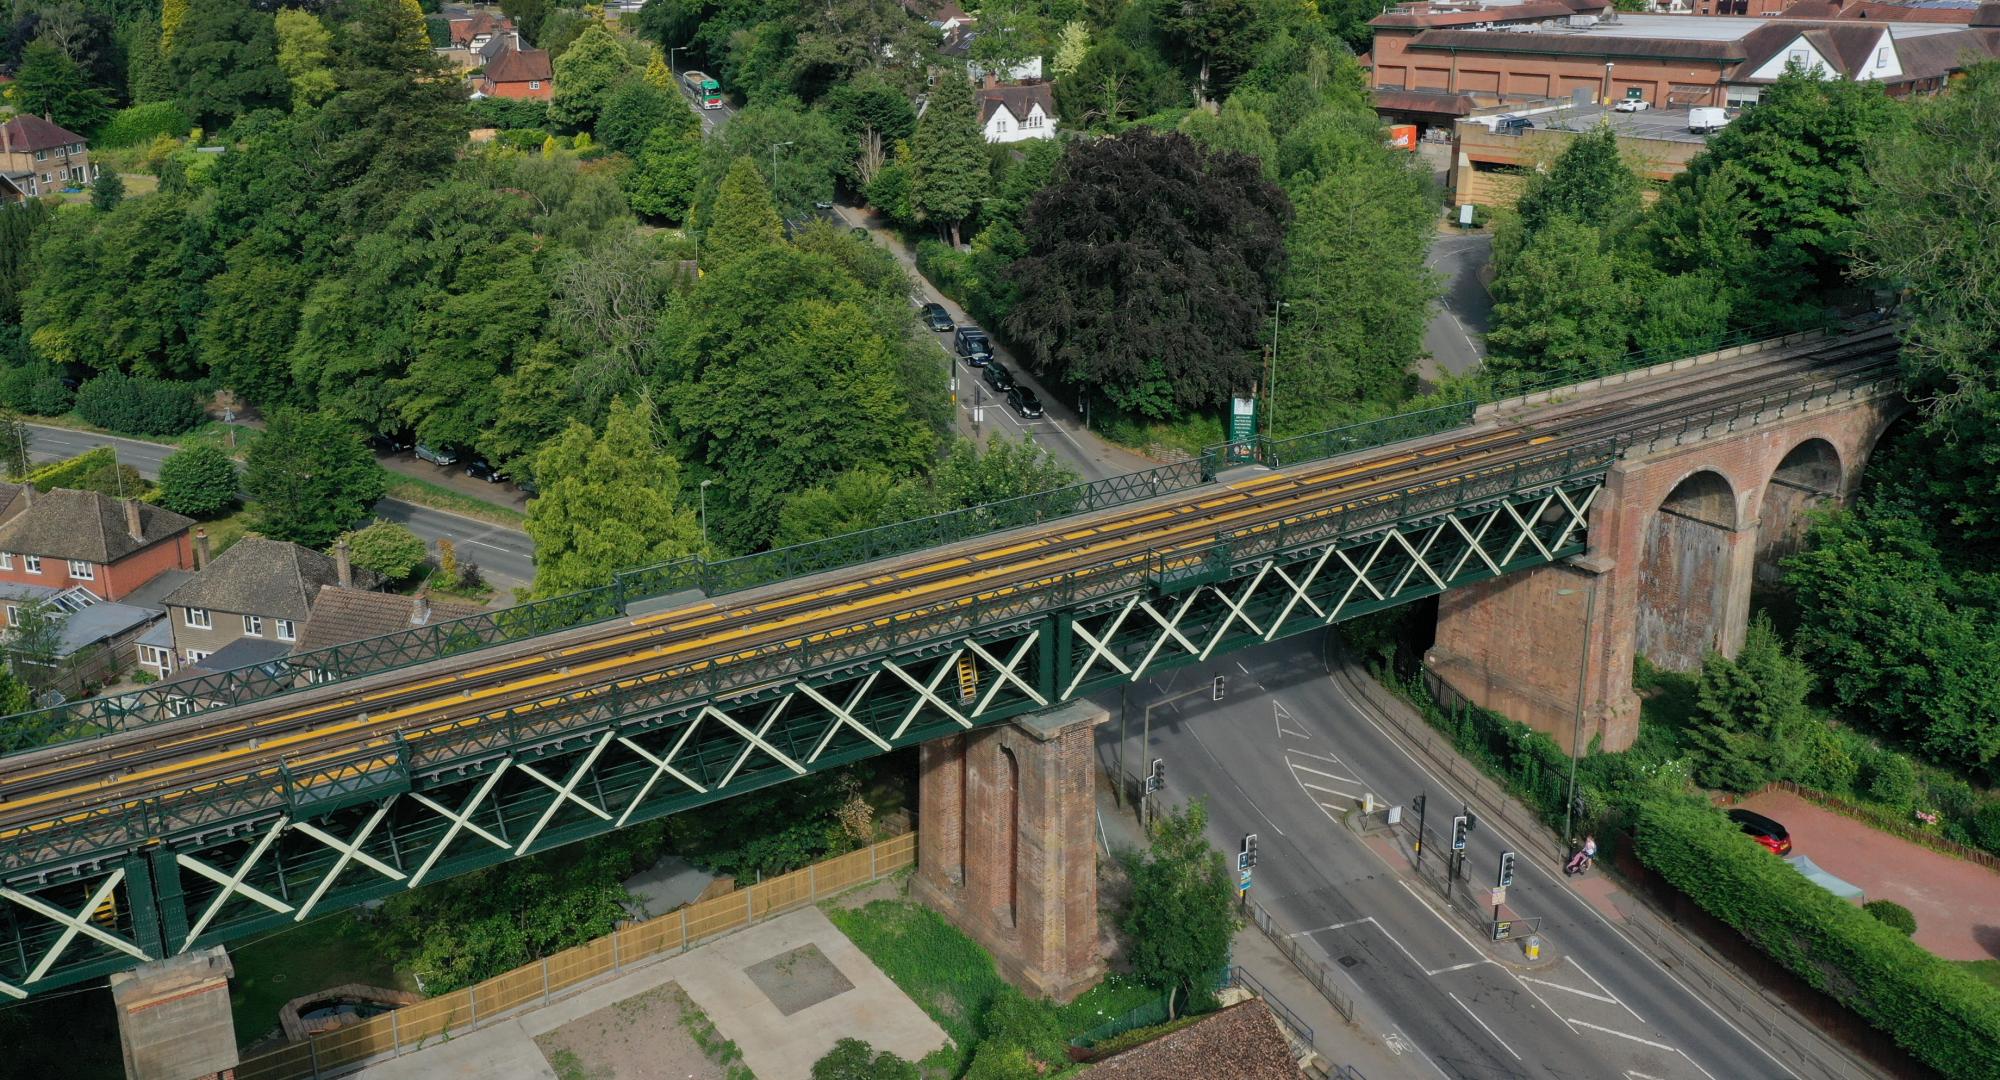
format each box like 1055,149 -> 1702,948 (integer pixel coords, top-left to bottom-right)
1688,107 -> 1730,134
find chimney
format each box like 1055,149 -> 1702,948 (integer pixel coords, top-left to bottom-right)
194,528 -> 210,570
124,498 -> 143,543
335,537 -> 353,589
1,118 -> 11,156
20,485 -> 32,506
411,593 -> 431,627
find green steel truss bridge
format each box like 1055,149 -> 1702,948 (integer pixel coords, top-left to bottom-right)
0,325 -> 1901,999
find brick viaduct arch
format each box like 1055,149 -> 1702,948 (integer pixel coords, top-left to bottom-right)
1428,397 -> 1902,753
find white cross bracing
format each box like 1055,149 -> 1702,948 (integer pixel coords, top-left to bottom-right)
408,760 -> 515,887
515,733 -> 616,856
882,649 -> 973,739
0,870 -> 150,996
292,798 -> 407,921
178,816 -> 293,951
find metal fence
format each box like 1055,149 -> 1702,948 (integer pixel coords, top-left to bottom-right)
1240,899 -> 1357,1023
234,832 -> 916,1080
1230,965 -> 1316,1059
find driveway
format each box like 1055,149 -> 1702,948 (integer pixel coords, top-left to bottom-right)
1422,230 -> 1494,382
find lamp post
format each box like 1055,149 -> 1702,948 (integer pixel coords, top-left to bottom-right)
699,479 -> 713,549
1268,299 -> 1290,439
669,45 -> 685,74
769,140 -> 795,201
1556,582 -> 1598,847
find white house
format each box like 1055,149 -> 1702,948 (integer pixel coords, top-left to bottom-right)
979,83 -> 1058,143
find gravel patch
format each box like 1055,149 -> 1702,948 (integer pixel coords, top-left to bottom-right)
534,982 -> 728,1080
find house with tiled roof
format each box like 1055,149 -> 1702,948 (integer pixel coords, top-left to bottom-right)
478,43 -> 555,99
294,586 -> 485,655
978,82 -> 1058,143
156,537 -> 380,673
0,490 -> 193,603
0,113 -> 98,203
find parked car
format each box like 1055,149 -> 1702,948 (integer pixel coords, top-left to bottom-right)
367,431 -> 414,455
1726,808 -> 1792,856
982,361 -> 1015,393
1688,107 -> 1730,134
1494,115 -> 1534,135
1612,96 -> 1651,113
921,303 -> 955,332
1007,385 -> 1043,419
414,443 -> 460,466
955,327 -> 992,367
465,458 -> 506,483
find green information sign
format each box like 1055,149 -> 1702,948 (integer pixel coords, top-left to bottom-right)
1228,396 -> 1258,461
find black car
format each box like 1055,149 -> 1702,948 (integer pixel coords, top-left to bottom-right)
982,361 -> 1015,393
921,303 -> 955,332
465,458 -> 506,484
366,431 -> 413,455
1726,808 -> 1793,856
1007,385 -> 1043,418
955,327 -> 992,367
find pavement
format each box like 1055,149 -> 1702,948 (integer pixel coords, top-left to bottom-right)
1087,634 -> 1870,1080
351,906 -> 946,1080
22,423 -> 536,596
1422,230 -> 1493,383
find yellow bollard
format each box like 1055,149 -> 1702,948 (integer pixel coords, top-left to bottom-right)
1524,935 -> 1542,961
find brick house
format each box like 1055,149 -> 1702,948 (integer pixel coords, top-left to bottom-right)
0,113 -> 98,203
478,43 -> 554,99
158,537 -> 380,669
0,490 -> 194,603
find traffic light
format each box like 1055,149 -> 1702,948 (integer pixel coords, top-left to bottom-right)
1412,794 -> 1426,816
1151,758 -> 1166,791
1212,675 -> 1226,701
1451,815 -> 1470,851
1498,850 -> 1516,888
1243,833 -> 1260,869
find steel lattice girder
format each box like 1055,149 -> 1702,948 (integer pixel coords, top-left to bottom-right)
0,473 -> 1601,996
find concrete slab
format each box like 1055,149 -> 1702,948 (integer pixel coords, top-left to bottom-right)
353,906 -> 946,1080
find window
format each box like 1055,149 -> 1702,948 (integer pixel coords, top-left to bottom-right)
67,560 -> 93,580
1025,114 -> 1043,129
140,645 -> 169,669
1877,47 -> 1889,67
34,150 -> 46,161
277,619 -> 296,642
530,80 -> 541,90
23,555 -> 41,575
184,607 -> 211,629
996,118 -> 1009,132
243,614 -> 263,636
1,552 -> 12,570
4,606 -> 15,627
183,649 -> 209,663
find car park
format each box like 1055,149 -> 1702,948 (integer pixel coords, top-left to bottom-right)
982,361 -> 1015,393
1727,808 -> 1792,855
955,327 -> 992,367
1688,107 -> 1731,134
921,303 -> 955,332
465,459 -> 506,483
415,443 -> 460,466
1612,97 -> 1650,112
367,431 -> 414,455
1007,385 -> 1043,418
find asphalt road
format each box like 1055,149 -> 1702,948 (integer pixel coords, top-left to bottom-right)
1424,231 -> 1495,381
1094,634 -> 1798,1080
22,424 -> 536,592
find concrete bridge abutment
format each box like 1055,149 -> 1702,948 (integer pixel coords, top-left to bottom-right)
110,946 -> 238,1080
913,701 -> 1106,1003
1429,395 -> 1901,752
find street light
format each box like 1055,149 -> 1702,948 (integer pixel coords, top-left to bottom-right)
769,140 -> 795,201
668,45 -> 685,74
1556,582 -> 1598,847
699,479 -> 713,549
1268,299 -> 1290,439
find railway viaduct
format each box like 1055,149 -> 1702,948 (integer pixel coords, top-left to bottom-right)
0,324 -> 1904,1078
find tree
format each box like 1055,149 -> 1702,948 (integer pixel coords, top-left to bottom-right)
642,46 -> 673,90
908,75 -> 989,246
274,9 -> 337,110
624,123 -> 702,223
0,664 -> 31,717
1180,99 -> 1279,179
1124,799 -> 1237,1012
166,0 -> 287,129
0,198 -> 56,326
0,411 -> 26,479
11,40 -> 113,133
89,170 -> 124,211
811,1038 -> 919,1080
1686,616 -> 1813,792
1515,124 -> 1643,237
548,24 -> 633,132
1058,39 -> 1178,129
156,446 -> 240,518
526,395 -> 701,596
690,100 -> 844,223
1484,216 -> 1636,384
501,0 -> 551,46
787,0 -> 928,97
1158,0 -> 1265,97
819,76 -> 916,187
776,466 -> 901,547
242,410 -> 387,548
549,233 -> 680,412
965,0 -> 1047,80
7,600 -> 69,690
701,156 -> 784,270
1005,129 -> 1290,418
342,520 -> 428,581
594,79 -> 679,153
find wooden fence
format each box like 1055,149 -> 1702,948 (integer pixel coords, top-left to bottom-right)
236,832 -> 917,1080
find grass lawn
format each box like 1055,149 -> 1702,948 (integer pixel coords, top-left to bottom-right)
228,912 -> 413,1048
25,413 -> 259,458
383,474 -> 527,529
1095,412 -> 1226,462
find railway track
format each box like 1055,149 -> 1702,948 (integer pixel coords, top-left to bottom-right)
0,328 -> 1901,840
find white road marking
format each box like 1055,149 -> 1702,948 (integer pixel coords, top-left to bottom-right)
1568,1017 -> 1677,1053
1277,727 -> 1311,739
1184,721 -> 1286,838
1505,968 -> 1577,1031
1394,879 -> 1483,956
1678,1048 -> 1722,1080
1569,955 -> 1645,1023
1431,960 -> 1488,974
1449,992 -> 1522,1061
1295,780 -> 1358,799
1290,919 -> 1370,936
1521,975 -> 1618,1005
1283,748 -> 1343,763
1237,660 -> 1251,675
1287,763 -> 1360,784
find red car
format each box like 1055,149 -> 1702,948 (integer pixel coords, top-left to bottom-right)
1727,808 -> 1793,856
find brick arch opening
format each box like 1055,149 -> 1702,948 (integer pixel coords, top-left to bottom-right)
1636,469 -> 1742,671
1755,438 -> 1843,583
1000,745 -> 1020,928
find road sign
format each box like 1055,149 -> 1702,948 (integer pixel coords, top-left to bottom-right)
1489,886 -> 1506,907
1492,920 -> 1512,941
1238,868 -> 1253,893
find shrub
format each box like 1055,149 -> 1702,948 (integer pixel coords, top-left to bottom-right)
1970,800 -> 2000,854
1786,722 -> 1860,794
963,1044 -> 1038,1080
24,447 -> 113,492
810,1038 -> 919,1080
1864,899 -> 1917,936
342,521 -> 428,582
1634,796 -> 2000,1076
0,364 -> 44,412
915,239 -> 974,304
156,447 -> 239,518
469,97 -> 549,131
1865,752 -> 1920,810
27,376 -> 72,417
95,102 -> 193,149
73,373 -> 204,436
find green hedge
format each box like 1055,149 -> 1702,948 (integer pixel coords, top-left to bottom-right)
74,373 -> 204,436
24,447 -> 114,492
1634,797 -> 2000,1078
94,103 -> 193,149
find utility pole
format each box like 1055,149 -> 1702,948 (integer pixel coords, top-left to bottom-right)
769,140 -> 795,204
1413,792 -> 1427,873
1267,299 -> 1287,438
699,478 -> 713,549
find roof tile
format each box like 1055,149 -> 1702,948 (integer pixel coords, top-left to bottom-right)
160,537 -> 379,621
0,490 -> 191,564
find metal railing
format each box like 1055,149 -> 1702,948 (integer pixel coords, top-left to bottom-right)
1241,898 -> 1358,1023
1231,965 -> 1317,1058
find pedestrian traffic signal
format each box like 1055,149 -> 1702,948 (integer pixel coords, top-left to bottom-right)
1498,850 -> 1516,888
1212,675 -> 1226,701
1243,833 -> 1260,868
1412,794 -> 1426,816
1151,758 -> 1166,791
1451,815 -> 1470,851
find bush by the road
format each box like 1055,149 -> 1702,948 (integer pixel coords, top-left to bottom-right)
156,446 -> 238,518
341,521 -> 428,582
23,447 -> 113,492
74,373 -> 204,436
1634,797 -> 2000,1078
